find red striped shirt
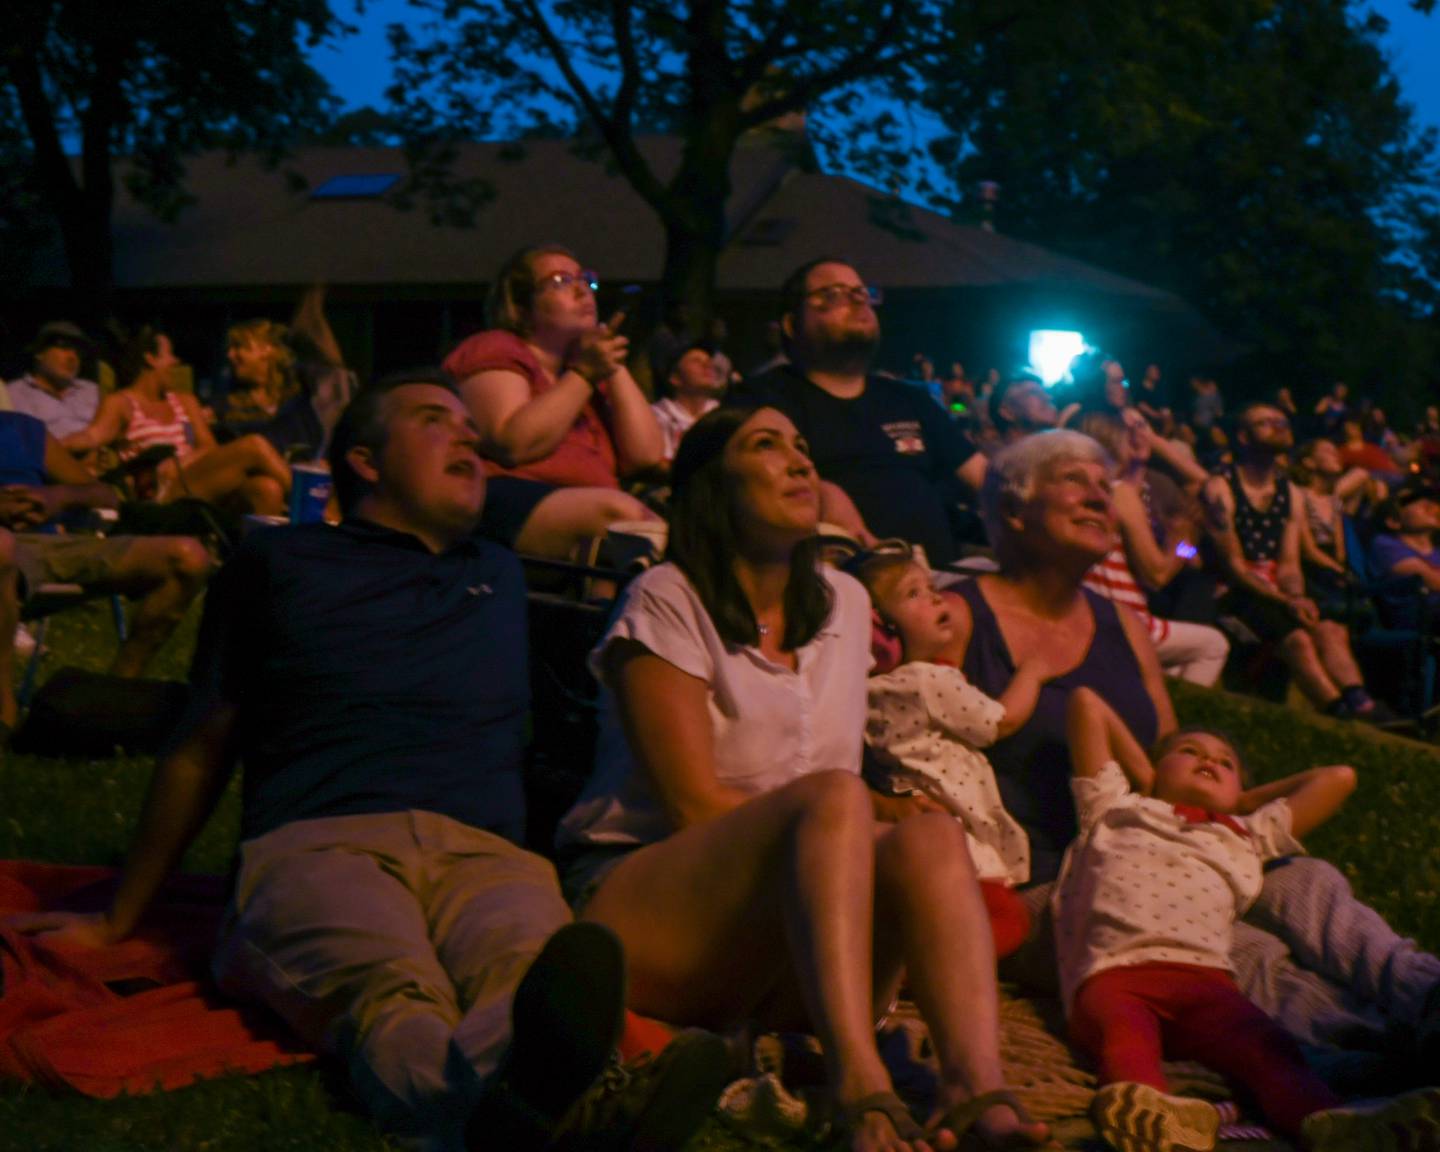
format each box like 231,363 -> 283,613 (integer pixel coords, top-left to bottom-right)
1084,549 -> 1170,644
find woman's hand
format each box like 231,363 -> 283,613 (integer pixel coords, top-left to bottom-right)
1287,595 -> 1321,627
565,312 -> 630,385
871,790 -> 948,823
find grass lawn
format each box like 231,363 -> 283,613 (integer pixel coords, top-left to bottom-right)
3,600 -> 1438,1150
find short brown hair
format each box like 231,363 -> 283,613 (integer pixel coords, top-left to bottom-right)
1150,725 -> 1250,786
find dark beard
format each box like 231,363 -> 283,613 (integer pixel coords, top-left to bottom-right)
800,329 -> 879,376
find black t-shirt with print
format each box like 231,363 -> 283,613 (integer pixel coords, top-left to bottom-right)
738,365 -> 977,566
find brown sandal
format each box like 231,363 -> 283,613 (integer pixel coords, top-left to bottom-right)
832,1090 -> 926,1146
930,1088 -> 1044,1149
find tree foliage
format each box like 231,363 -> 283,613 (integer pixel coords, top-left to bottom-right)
922,0 -> 1440,408
0,0 -> 345,313
386,0 -> 938,328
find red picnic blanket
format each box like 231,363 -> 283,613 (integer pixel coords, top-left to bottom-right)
0,859 -> 313,1097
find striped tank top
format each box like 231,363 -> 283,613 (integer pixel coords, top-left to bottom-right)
1083,549 -> 1170,644
124,392 -> 194,462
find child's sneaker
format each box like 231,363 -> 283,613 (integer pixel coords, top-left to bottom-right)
1091,1081 -> 1219,1152
1301,1085 -> 1440,1152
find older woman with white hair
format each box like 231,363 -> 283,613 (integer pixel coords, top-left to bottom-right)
946,429 -> 1175,888
948,429 -> 1440,1079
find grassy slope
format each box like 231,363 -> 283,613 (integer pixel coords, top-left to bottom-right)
2,603 -> 1437,1151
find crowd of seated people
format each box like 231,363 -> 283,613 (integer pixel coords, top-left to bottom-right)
8,251 -> 1440,1152
882,340 -> 1439,723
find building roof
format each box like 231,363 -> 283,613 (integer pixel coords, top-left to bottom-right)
720,170 -> 1182,304
28,136 -> 1188,310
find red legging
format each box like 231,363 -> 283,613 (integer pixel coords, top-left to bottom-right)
1070,961 -> 1341,1139
980,881 -> 1029,961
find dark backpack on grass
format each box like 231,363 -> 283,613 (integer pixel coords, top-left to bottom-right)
11,667 -> 189,757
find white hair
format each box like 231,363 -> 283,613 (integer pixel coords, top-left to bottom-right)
979,429 -> 1113,543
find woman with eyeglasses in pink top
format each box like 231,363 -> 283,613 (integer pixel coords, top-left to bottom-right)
443,244 -> 664,559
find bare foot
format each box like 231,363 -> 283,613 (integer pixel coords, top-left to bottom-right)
973,1099 -> 1051,1148
838,1091 -> 956,1152
851,1110 -> 939,1152
927,1091 -> 1051,1149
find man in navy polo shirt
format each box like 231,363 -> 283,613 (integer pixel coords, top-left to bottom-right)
737,258 -> 986,567
12,371 -> 725,1151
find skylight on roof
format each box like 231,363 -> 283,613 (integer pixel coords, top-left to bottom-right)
310,173 -> 401,200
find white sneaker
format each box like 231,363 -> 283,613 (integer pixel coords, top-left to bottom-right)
1092,1082 -> 1219,1152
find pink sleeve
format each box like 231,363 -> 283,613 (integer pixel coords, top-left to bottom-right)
442,330 -> 539,385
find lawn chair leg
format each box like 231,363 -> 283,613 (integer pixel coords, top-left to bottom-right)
110,594 -> 128,642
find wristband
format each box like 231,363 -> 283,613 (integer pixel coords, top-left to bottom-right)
564,364 -> 601,389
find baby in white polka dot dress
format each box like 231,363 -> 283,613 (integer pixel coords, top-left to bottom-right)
854,553 -> 1054,887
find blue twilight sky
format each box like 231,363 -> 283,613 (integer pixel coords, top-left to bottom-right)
310,0 -> 1440,162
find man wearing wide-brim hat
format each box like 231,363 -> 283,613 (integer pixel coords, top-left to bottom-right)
7,320 -> 101,441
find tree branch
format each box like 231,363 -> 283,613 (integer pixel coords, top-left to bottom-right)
608,0 -> 642,134
512,0 -> 673,219
735,1 -> 912,132
734,8 -> 798,93
4,51 -> 80,217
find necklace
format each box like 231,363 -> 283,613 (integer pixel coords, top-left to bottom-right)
757,623 -> 771,637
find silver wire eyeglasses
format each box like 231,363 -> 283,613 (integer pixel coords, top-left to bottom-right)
535,269 -> 600,294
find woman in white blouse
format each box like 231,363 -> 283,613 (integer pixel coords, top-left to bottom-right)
557,406 -> 1048,1152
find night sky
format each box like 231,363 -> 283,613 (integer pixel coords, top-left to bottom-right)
309,1 -> 1440,173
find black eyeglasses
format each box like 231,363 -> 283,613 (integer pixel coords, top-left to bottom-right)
535,269 -> 599,295
805,284 -> 883,310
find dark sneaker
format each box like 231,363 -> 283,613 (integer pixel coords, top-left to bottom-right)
1355,698 -> 1412,730
466,922 -> 627,1150
1302,1085 -> 1440,1151
548,1028 -> 731,1152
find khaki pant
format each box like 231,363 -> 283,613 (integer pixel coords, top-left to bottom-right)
212,810 -> 571,1148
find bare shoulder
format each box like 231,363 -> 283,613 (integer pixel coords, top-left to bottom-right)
1114,599 -> 1152,646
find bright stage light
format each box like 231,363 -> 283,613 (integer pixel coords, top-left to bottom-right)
1028,330 -> 1088,387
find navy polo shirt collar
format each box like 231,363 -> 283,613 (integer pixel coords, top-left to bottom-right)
339,516 -> 487,558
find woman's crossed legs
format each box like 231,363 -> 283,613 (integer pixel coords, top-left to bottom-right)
581,770 -> 1047,1152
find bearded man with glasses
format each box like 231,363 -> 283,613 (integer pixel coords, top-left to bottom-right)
737,258 -> 986,567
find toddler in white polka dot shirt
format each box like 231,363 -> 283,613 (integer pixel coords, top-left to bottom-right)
855,553 -> 1053,888
1058,685 -> 1440,1152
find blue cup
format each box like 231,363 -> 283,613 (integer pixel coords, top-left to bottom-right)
289,463 -> 334,524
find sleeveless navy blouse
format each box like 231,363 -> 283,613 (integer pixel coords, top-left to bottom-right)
955,580 -> 1160,886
